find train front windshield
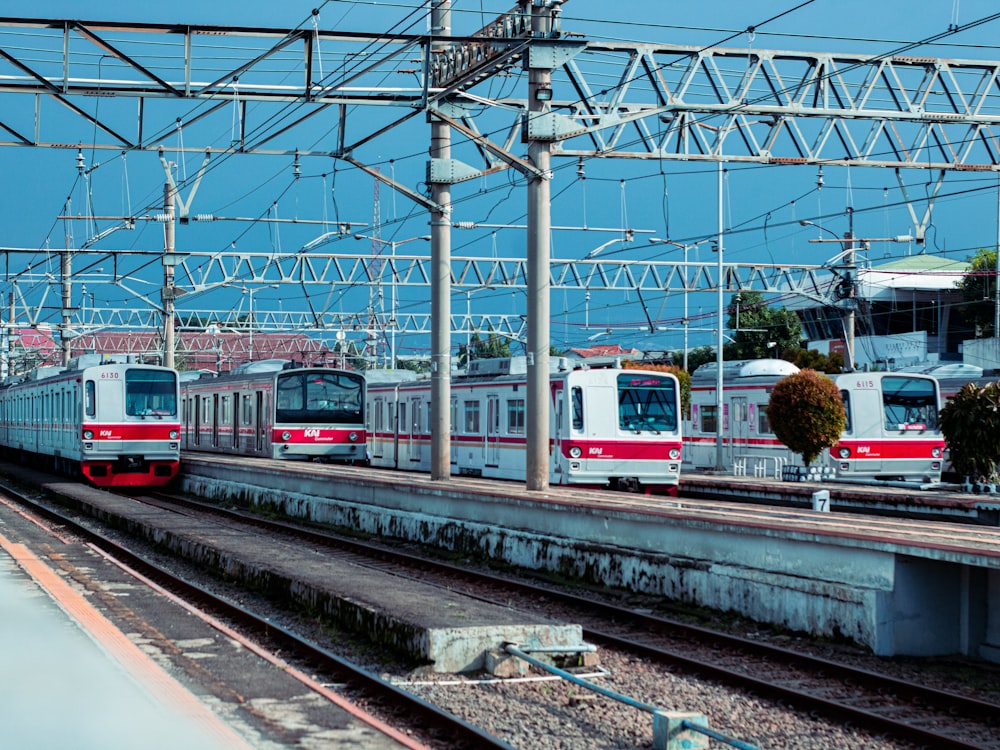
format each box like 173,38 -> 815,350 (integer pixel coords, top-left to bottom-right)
126,370 -> 178,416
617,373 -> 678,432
882,376 -> 939,430
275,371 -> 364,425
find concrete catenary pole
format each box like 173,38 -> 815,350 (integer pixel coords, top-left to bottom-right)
429,0 -> 452,481
525,3 -> 556,491
162,182 -> 176,368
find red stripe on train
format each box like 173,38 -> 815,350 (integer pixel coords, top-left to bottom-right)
830,439 -> 945,459
83,423 -> 180,440
272,428 -> 366,443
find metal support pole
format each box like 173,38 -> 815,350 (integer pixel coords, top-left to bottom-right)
715,162 -> 725,471
429,0 -> 452,481
843,207 -> 855,373
526,5 -> 554,491
60,247 -> 72,366
995,172 -> 999,337
163,182 -> 176,368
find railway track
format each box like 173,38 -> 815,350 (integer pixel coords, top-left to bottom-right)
0,483 -> 518,750
137,489 -> 1000,750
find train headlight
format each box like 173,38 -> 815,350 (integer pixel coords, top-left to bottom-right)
280,431 -> 292,441
169,429 -> 179,440
348,432 -> 359,442
838,447 -> 851,459
668,448 -> 681,460
931,447 -> 942,458
569,446 -> 582,459
83,430 -> 94,440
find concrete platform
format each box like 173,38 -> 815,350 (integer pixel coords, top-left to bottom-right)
0,536 -> 254,750
178,455 -> 1000,664
44,480 -> 582,674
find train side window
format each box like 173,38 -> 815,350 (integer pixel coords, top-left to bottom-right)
839,389 -> 852,432
701,405 -> 718,433
464,400 -> 480,433
507,399 -> 526,434
757,408 -> 772,434
571,387 -> 584,430
85,381 -> 96,417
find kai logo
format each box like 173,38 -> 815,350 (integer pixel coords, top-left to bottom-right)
588,447 -> 603,456
99,430 -> 114,438
857,445 -> 871,454
304,429 -> 321,437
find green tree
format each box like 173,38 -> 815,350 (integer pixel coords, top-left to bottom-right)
685,346 -> 717,374
957,247 -> 998,337
457,332 -> 512,368
786,348 -> 844,374
726,291 -> 803,359
939,381 -> 1000,481
766,369 -> 846,466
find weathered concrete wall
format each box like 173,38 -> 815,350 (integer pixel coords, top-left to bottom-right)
180,462 -> 998,661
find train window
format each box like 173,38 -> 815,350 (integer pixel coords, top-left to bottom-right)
571,387 -> 584,430
617,374 -> 678,432
758,408 -> 772,434
701,405 -> 718,433
882,376 -> 938,430
276,371 -> 364,424
840,389 -> 852,432
464,400 -> 480,433
242,395 -> 252,425
85,381 -> 96,417
507,399 -> 526,434
126,369 -> 177,416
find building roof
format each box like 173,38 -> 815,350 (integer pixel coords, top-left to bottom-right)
568,344 -> 643,359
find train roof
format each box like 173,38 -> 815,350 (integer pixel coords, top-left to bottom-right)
691,359 -> 800,382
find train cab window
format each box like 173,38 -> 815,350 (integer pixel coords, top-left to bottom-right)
507,399 -> 526,434
617,374 -> 678,432
701,405 -> 718,433
85,381 -> 96,417
571,387 -> 584,430
464,400 -> 480,433
126,369 -> 177,416
839,389 -> 852,432
882,376 -> 938,431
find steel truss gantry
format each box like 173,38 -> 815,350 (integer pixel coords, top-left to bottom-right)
1,13 -> 999,169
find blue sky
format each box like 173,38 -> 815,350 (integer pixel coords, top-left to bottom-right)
3,1 -> 1000,357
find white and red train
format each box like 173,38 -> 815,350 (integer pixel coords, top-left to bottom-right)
365,357 -> 683,493
179,359 -> 367,463
684,359 -> 945,483
0,354 -> 180,487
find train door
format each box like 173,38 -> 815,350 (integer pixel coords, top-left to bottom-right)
409,396 -> 423,463
231,393 -> 240,451
450,397 -> 458,467
486,394 -> 500,467
728,395 -> 749,464
212,394 -> 220,447
370,396 -> 386,462
193,395 -> 202,445
255,391 -> 265,453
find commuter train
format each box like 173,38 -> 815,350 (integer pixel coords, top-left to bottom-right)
365,357 -> 683,493
684,359 -> 945,483
0,354 -> 180,487
180,359 -> 367,463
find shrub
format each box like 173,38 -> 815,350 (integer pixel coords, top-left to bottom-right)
939,381 -> 1000,481
766,369 -> 846,466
